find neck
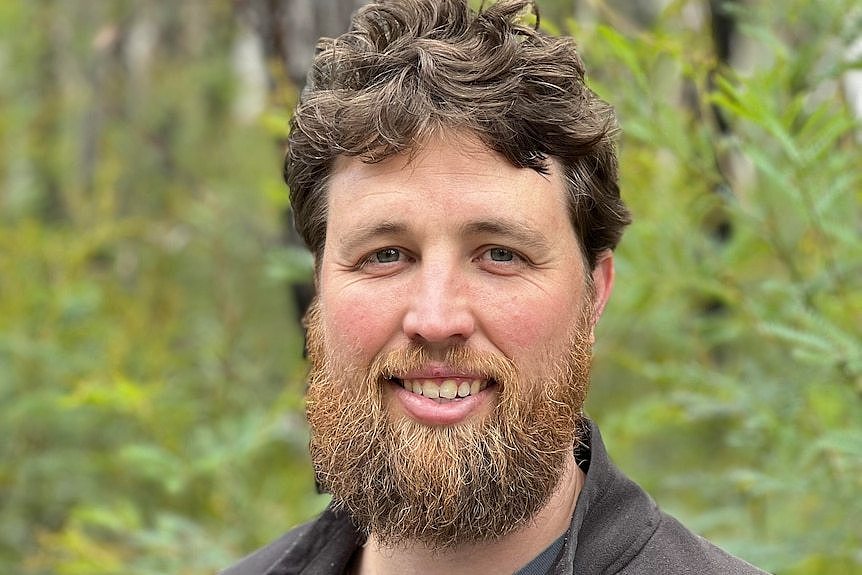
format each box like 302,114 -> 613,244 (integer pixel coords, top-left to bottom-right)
355,451 -> 584,575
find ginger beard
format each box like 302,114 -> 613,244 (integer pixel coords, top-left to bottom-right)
304,297 -> 595,549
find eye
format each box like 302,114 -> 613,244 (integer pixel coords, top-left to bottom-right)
487,247 -> 514,262
475,246 -> 528,272
357,247 -> 408,272
372,248 -> 401,264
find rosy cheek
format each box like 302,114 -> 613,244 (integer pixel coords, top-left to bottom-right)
496,311 -> 543,351
476,293 -> 540,351
481,292 -> 574,356
324,296 -> 392,361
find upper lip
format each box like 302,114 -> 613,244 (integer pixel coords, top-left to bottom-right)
395,365 -> 485,380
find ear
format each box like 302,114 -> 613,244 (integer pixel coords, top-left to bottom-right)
589,250 -> 615,327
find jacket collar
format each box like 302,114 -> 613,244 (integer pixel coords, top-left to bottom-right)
554,419 -> 662,575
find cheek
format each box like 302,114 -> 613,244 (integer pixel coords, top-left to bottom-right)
322,289 -> 400,362
480,290 -> 577,358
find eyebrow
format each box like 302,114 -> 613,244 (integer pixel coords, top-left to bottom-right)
460,218 -> 551,252
337,220 -> 408,255
335,217 -> 551,254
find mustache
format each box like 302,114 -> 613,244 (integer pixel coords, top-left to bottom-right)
368,344 -> 518,388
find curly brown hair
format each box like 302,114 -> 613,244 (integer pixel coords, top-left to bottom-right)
284,0 -> 631,269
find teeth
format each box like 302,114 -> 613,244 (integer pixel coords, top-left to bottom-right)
439,380 -> 458,399
422,380 -> 439,399
400,378 -> 491,400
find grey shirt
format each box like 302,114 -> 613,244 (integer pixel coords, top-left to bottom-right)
222,419 -> 768,575
515,533 -> 565,575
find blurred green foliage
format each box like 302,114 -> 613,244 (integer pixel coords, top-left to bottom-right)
579,1 -> 862,572
0,2 -> 323,573
0,0 -> 859,573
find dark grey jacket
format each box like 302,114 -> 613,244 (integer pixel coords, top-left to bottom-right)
223,421 -> 768,574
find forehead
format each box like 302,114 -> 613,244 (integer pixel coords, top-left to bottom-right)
326,134 -> 571,226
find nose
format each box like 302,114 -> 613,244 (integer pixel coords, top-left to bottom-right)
402,262 -> 475,346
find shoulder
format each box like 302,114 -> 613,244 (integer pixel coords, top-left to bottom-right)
220,507 -> 363,575
220,519 -> 317,575
569,420 -> 769,575
622,512 -> 769,574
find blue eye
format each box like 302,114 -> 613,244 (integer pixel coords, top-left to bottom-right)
373,248 -> 401,263
488,248 -> 514,262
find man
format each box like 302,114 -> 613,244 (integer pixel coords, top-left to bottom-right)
225,0 -> 767,573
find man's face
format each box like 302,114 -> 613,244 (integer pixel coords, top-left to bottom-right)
305,133 -> 613,547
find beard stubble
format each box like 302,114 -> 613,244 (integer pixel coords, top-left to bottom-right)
303,298 -> 594,549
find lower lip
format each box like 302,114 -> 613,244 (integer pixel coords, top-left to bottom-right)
388,381 -> 494,426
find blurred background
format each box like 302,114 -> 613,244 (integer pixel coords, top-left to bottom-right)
0,0 -> 859,573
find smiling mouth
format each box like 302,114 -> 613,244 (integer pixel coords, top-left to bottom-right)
384,377 -> 493,401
